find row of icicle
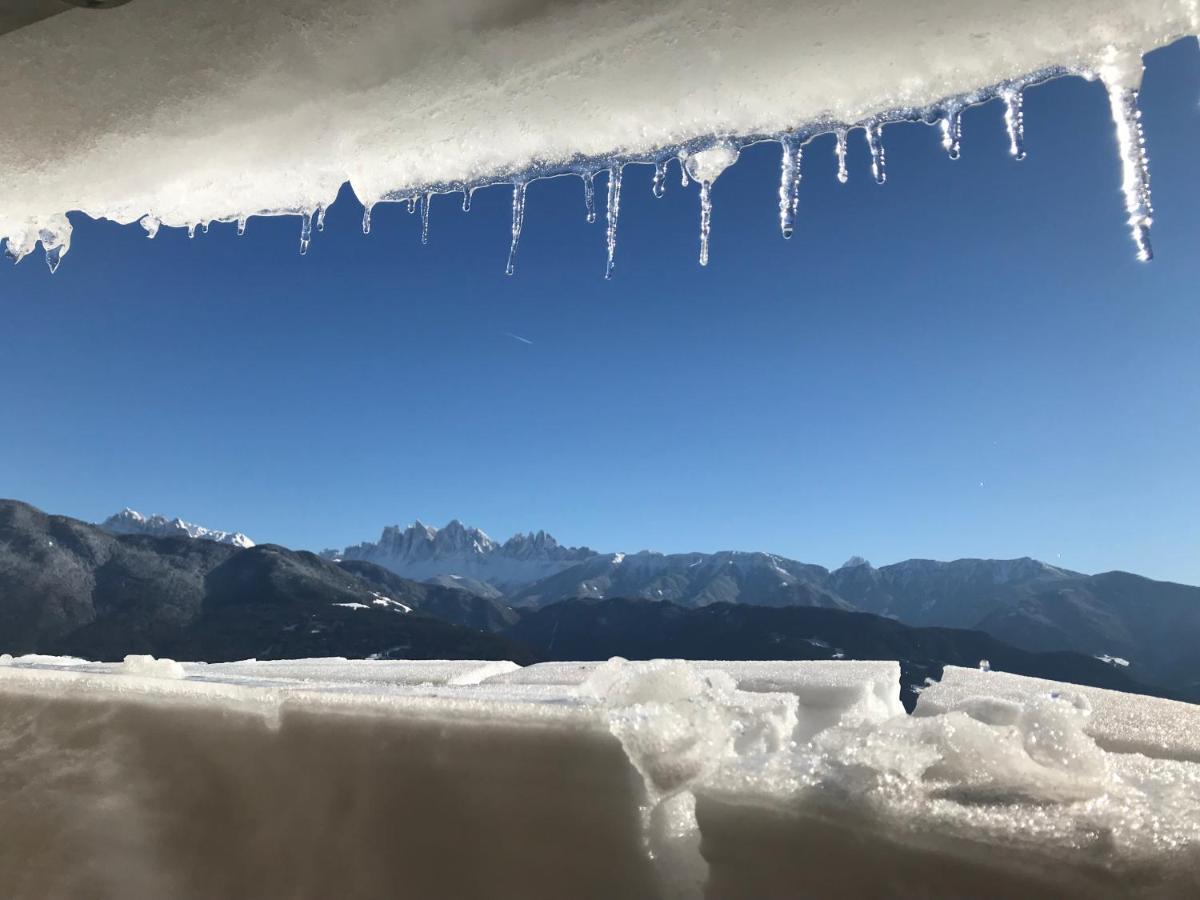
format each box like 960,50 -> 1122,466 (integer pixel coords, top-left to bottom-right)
18,71 -> 1154,275
344,76 -> 1153,275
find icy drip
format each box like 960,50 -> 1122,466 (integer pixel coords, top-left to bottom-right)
187,224 -> 197,239
236,217 -> 247,237
678,153 -> 690,188
44,244 -> 63,274
652,160 -> 668,198
685,145 -> 739,266
140,216 -> 161,240
604,166 -> 623,279
421,193 -> 432,245
1001,88 -> 1026,160
462,187 -> 473,213
316,206 -> 327,233
778,135 -> 802,239
865,122 -> 887,184
698,181 -> 714,266
1103,77 -> 1154,262
202,222 -> 210,234
834,129 -> 849,183
505,182 -> 527,276
940,105 -> 964,159
583,171 -> 597,224
361,205 -> 373,235
299,212 -> 313,255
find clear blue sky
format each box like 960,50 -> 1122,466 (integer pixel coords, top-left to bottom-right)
2,39 -> 1197,584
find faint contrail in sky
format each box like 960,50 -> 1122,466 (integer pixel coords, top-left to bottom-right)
504,332 -> 534,345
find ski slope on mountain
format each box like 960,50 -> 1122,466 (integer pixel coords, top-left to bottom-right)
0,0 -> 1196,271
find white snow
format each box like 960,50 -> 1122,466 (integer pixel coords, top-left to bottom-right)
332,602 -> 370,610
101,508 -> 255,548
0,0 -> 1195,272
0,655 -> 1198,896
117,654 -> 186,680
368,591 -> 413,613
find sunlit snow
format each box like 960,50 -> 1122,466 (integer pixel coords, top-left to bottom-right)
1,655 -> 1198,897
0,0 -> 1196,274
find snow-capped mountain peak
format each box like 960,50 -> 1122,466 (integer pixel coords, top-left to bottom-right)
101,508 -> 255,548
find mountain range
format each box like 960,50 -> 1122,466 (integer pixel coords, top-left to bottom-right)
1,499 -> 1178,711
322,519 -> 1200,696
102,508 -> 255,548
4,501 -> 526,663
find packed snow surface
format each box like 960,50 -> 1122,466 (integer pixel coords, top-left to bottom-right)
0,0 -> 1196,273
1,654 -> 1198,898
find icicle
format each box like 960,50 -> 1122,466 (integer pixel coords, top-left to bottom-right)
777,134 -> 802,239
299,212 -> 313,255
202,222 -> 210,234
604,164 -> 623,280
187,224 -> 197,239
940,105 -> 963,159
140,216 -> 161,240
1103,79 -> 1154,262
652,160 -> 668,198
865,122 -> 887,184
1001,87 -> 1026,160
462,186 -> 473,213
505,182 -> 527,276
405,196 -> 416,215
834,128 -> 849,184
421,192 -> 432,245
698,180 -> 715,266
44,244 -> 63,274
583,171 -> 596,224
236,217 -> 247,237
362,204 -> 373,235
316,206 -> 327,232
678,153 -> 690,187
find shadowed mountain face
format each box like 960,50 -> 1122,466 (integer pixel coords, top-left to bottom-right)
0,500 -> 531,663
829,558 -> 1200,695
335,560 -> 519,633
503,598 -> 1180,709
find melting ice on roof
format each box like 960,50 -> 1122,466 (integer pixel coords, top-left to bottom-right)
0,0 -> 1196,273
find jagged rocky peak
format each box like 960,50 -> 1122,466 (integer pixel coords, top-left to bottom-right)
100,507 -> 254,548
333,518 -> 599,590
838,555 -> 872,570
372,519 -> 497,559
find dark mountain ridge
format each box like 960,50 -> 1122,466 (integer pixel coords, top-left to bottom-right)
0,499 -> 530,663
504,597 -> 1184,708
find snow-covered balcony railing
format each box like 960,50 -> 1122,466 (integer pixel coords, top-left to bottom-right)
1,654 -> 1198,898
